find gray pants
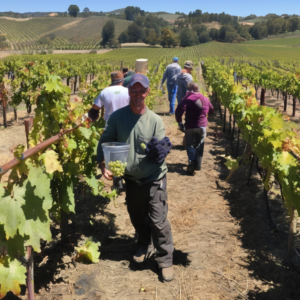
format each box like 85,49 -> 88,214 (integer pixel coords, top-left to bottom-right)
185,128 -> 206,168
124,176 -> 173,268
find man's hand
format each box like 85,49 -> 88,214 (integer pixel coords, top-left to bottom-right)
100,161 -> 112,180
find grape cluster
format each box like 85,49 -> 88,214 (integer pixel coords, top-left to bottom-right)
108,160 -> 127,177
144,137 -> 172,163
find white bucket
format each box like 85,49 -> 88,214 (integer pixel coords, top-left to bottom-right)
135,59 -> 148,74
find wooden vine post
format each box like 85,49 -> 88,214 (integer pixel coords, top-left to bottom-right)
292,96 -> 296,117
223,107 -> 226,133
284,91 -> 288,112
260,88 -> 266,106
25,246 -> 35,300
0,83 -> 7,128
24,117 -> 33,150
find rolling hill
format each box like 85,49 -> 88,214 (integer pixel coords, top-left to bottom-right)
0,16 -> 132,50
245,36 -> 300,47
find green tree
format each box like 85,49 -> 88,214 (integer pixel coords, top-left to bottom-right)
68,5 -> 80,17
147,29 -> 157,45
159,28 -> 174,47
287,17 -> 299,32
199,31 -> 210,43
101,20 -> 115,46
118,31 -> 129,43
179,27 -> 198,47
219,25 -> 236,41
127,23 -> 145,42
225,31 -> 239,43
0,34 -> 6,42
209,28 -> 219,40
108,37 -> 120,49
125,6 -> 142,21
249,23 -> 268,39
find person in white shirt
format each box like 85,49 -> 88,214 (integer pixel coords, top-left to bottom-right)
88,71 -> 130,128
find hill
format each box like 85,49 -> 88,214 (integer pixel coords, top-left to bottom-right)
105,8 -> 125,15
0,17 -> 132,50
157,13 -> 181,22
245,36 -> 300,47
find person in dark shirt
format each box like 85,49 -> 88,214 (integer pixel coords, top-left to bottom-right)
175,82 -> 214,175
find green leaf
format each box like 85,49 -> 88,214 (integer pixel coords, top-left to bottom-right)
20,218 -> 51,252
270,140 -> 282,149
0,186 -> 26,239
67,139 -> 77,150
263,129 -> 272,137
84,176 -> 98,195
224,156 -> 240,181
60,177 -> 75,214
0,257 -> 26,299
75,238 -> 101,263
27,163 -> 53,211
0,225 -> 26,257
39,150 -> 63,174
78,127 -> 92,140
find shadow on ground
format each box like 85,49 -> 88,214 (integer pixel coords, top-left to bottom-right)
208,109 -> 300,299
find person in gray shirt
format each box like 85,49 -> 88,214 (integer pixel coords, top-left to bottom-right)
175,60 -> 194,131
161,57 -> 181,115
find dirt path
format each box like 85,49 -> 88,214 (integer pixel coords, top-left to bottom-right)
0,17 -> 32,21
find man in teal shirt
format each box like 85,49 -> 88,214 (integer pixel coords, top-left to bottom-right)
97,74 -> 174,282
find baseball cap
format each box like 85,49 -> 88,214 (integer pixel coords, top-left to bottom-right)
184,60 -> 194,70
124,71 -> 135,78
110,71 -> 124,85
128,74 -> 150,88
173,57 -> 178,62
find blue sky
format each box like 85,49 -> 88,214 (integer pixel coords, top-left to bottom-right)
1,0 -> 299,16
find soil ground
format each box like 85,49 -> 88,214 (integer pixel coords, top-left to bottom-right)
1,77 -> 300,299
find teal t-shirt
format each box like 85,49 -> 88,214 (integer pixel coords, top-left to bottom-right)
97,105 -> 167,183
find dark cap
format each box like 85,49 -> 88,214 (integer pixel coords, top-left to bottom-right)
128,74 -> 149,88
124,71 -> 135,78
110,71 -> 124,85
184,60 -> 194,70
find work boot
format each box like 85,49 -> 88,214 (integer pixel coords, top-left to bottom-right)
161,266 -> 174,282
187,161 -> 195,175
133,246 -> 148,263
133,245 -> 156,263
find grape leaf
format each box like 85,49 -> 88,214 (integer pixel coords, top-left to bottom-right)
39,150 -> 63,174
75,238 -> 101,263
67,139 -> 77,150
0,257 -> 26,299
27,162 -> 53,211
78,127 -> 92,140
60,177 -> 75,214
224,156 -> 240,181
270,140 -> 282,149
20,218 -> 51,252
84,176 -> 98,195
0,186 -> 26,239
0,225 -> 26,257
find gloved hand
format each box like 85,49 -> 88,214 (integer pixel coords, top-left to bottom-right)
144,137 -> 172,163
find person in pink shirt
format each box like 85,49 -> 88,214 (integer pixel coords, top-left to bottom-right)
175,81 -> 214,175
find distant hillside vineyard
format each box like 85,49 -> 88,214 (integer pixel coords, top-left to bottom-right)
0,17 -> 132,50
